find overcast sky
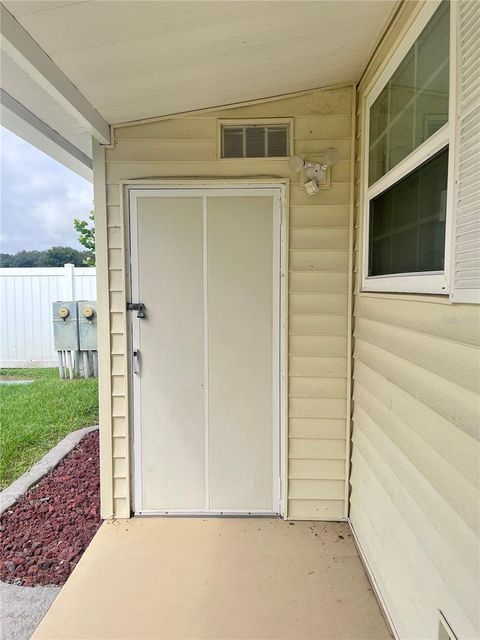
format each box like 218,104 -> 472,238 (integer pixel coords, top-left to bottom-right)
0,127 -> 93,254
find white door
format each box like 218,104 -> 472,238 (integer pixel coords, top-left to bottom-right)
130,187 -> 282,515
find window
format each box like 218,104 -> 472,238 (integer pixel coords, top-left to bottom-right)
363,1 -> 453,294
220,122 -> 290,159
369,148 -> 448,277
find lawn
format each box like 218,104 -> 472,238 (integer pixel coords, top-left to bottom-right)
0,368 -> 98,489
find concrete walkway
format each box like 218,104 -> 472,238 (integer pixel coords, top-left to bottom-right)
0,582 -> 60,640
33,518 -> 392,640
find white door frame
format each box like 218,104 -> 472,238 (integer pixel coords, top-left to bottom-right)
126,182 -> 288,517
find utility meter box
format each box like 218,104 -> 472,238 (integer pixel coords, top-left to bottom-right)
52,301 -> 79,350
78,300 -> 98,350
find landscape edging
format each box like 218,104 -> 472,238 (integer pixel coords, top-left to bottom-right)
0,425 -> 99,516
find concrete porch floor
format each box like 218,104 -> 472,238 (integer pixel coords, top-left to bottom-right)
32,518 -> 391,640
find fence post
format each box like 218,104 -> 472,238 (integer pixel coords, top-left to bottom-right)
63,263 -> 75,300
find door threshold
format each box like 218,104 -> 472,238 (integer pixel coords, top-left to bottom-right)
135,511 -> 281,518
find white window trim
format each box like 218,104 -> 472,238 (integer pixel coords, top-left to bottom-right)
217,118 -> 294,161
362,0 -> 457,295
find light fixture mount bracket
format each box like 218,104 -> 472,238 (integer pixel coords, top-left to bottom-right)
288,148 -> 337,194
299,155 -> 331,192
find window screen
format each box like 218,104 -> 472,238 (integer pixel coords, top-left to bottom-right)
369,147 -> 448,276
221,125 -> 289,158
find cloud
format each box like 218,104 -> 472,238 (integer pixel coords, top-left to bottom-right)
0,127 -> 93,253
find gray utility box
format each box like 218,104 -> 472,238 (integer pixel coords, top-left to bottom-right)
52,301 -> 79,350
78,300 -> 98,351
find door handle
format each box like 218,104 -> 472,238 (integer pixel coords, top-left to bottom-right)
133,349 -> 140,375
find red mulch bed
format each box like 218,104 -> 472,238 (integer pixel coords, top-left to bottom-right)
0,430 -> 101,586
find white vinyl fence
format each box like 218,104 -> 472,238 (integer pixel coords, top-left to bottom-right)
0,264 -> 96,367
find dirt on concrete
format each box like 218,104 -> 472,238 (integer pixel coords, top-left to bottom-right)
0,431 -> 100,586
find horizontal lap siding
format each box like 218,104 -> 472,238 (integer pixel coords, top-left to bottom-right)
285,93 -> 352,519
351,3 -> 480,635
104,87 -> 353,520
351,299 -> 480,639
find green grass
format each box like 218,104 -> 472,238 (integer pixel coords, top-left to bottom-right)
0,368 -> 98,489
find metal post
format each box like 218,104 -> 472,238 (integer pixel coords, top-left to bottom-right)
57,351 -> 65,379
92,350 -> 98,378
83,350 -> 91,379
65,350 -> 73,379
74,350 -> 80,376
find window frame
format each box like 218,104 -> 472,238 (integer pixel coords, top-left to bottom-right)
362,0 -> 457,295
217,118 -> 294,161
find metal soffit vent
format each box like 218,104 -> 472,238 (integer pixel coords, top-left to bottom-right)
221,124 -> 289,158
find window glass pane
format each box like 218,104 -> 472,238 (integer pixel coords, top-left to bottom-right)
414,3 -> 450,148
369,1 -> 449,185
388,47 -> 416,172
369,90 -> 389,184
369,147 -> 448,276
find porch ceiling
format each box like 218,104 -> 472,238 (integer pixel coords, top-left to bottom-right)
32,518 -> 391,640
4,0 -> 396,126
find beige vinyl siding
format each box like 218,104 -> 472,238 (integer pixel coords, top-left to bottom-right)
350,2 -> 480,638
351,297 -> 480,639
93,141 -> 114,518
98,87 -> 354,520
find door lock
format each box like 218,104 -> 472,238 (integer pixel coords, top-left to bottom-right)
127,302 -> 146,318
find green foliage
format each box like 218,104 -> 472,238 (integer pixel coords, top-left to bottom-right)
74,210 -> 95,266
0,368 -> 98,488
43,246 -> 89,267
0,250 -> 43,267
0,247 -> 92,268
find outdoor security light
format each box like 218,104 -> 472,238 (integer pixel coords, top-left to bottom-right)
288,148 -> 339,194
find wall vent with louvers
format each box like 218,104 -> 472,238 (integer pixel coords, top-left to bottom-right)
220,123 -> 290,159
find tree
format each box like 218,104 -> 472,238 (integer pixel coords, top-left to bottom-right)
42,246 -> 87,267
0,253 -> 14,267
0,248 -> 92,267
74,210 -> 95,266
9,250 -> 43,267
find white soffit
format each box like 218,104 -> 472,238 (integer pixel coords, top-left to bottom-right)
1,52 -> 93,158
0,2 -> 110,141
3,0 -> 397,126
0,89 -> 93,180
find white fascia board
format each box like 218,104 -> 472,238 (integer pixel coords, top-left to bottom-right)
1,89 -> 93,182
0,4 -> 110,145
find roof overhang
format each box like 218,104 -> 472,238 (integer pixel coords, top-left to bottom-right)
0,1 -> 398,178
1,2 -> 111,181
1,89 -> 93,180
